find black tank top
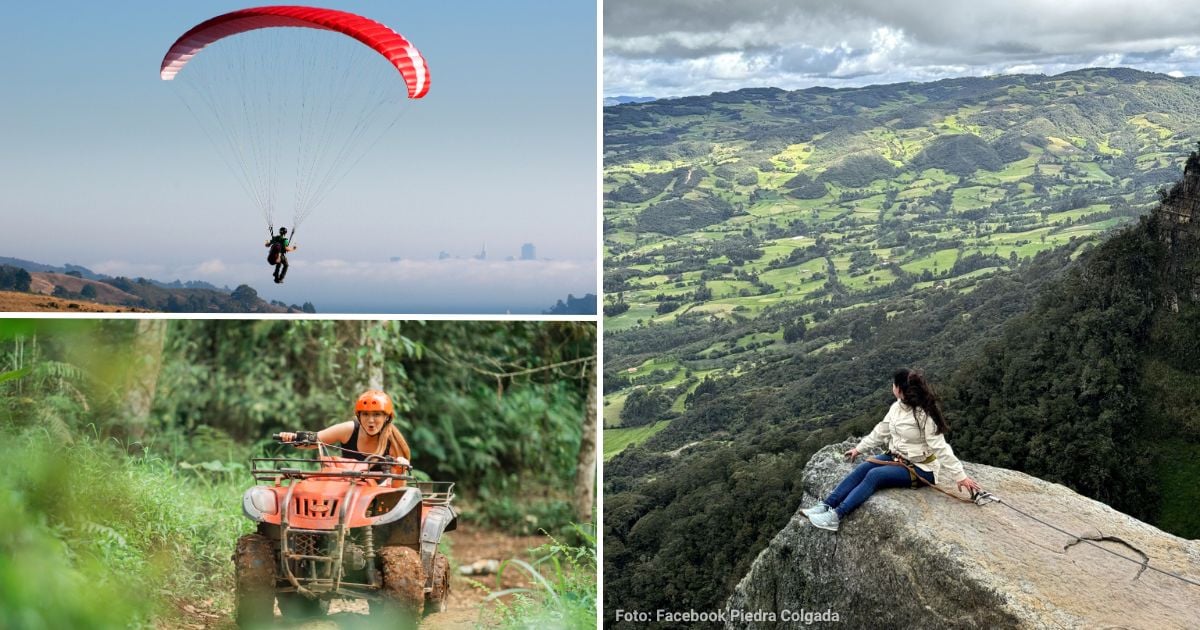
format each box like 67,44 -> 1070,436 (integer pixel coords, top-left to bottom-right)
341,423 -> 366,461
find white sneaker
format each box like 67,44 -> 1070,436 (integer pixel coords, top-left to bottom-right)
808,509 -> 840,531
801,503 -> 830,518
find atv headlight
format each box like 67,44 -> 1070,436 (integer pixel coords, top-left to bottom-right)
243,487 -> 279,521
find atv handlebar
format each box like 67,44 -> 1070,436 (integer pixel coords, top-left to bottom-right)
270,433 -> 413,470
273,431 -> 318,445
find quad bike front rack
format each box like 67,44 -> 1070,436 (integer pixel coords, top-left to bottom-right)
277,479 -> 367,598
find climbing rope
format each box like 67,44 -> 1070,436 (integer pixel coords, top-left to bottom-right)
990,496 -> 1200,588
869,453 -> 1200,588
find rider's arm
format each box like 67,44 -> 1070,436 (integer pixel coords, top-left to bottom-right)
279,421 -> 354,449
316,421 -> 354,446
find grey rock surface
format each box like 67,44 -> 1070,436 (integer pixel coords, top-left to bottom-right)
725,439 -> 1200,629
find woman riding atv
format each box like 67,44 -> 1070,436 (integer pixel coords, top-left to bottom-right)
279,389 -> 411,472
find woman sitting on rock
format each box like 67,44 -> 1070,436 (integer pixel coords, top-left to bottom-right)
804,368 -> 981,532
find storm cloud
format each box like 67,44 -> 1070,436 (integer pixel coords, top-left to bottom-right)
605,0 -> 1200,96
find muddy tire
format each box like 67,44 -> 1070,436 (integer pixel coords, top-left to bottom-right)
234,533 -> 275,628
371,545 -> 425,628
424,552 -> 450,616
277,592 -> 329,619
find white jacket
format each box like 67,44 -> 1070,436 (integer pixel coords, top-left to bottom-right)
855,400 -> 967,483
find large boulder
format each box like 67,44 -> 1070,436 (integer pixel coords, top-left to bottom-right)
725,439 -> 1200,628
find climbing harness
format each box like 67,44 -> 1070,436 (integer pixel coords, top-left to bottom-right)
867,453 -> 978,503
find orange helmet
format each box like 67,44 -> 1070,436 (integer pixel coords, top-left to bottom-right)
355,389 -> 394,417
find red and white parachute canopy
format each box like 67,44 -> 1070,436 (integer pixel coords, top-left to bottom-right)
161,5 -> 429,98
159,6 -> 430,234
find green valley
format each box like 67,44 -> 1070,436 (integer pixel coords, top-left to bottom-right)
604,68 -> 1200,436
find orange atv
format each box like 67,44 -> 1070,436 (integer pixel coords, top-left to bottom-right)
233,434 -> 455,627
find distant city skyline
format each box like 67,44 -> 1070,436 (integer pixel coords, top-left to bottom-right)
394,240 -> 544,262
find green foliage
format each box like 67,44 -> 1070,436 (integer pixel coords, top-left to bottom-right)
154,321 -> 393,440
620,387 -> 674,427
782,173 -> 828,199
0,428 -> 246,627
782,318 -> 806,343
0,265 -> 32,292
486,524 -> 596,629
817,152 -> 898,187
913,134 -> 1004,175
101,276 -> 291,313
605,438 -> 828,624
946,213 -> 1200,525
466,494 -> 578,537
604,301 -> 631,317
637,194 -> 737,236
154,320 -> 593,500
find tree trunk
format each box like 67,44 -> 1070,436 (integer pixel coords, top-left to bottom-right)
366,323 -> 385,391
335,320 -> 386,391
573,360 -> 597,523
122,319 -> 167,440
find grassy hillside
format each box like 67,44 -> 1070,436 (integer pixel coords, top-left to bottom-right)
604,68 -> 1200,432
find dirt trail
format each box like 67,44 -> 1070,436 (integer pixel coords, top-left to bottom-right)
165,523 -> 548,629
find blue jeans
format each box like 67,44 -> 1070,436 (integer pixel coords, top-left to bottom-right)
824,454 -> 935,519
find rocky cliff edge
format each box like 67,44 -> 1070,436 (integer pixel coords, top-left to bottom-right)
725,439 -> 1200,629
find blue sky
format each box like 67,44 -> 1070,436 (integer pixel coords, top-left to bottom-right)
0,1 -> 597,314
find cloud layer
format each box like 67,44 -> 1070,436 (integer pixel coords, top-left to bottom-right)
605,0 -> 1200,96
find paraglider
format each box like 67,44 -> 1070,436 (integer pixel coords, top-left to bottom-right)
266,227 -> 297,283
160,6 -> 430,282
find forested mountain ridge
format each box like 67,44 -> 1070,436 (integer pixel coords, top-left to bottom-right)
603,70 -> 1200,624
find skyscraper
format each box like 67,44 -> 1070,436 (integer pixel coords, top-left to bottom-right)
520,243 -> 536,260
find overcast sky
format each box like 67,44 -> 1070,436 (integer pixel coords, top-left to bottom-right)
605,0 -> 1200,97
0,1 -> 596,314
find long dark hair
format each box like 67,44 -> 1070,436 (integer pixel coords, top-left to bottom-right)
894,368 -> 949,435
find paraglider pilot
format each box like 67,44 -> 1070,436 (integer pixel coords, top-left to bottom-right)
266,227 -> 297,284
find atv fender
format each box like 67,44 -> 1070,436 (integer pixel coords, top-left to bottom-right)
374,487 -> 422,525
419,505 -> 456,575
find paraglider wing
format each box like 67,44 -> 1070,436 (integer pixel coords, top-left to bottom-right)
159,5 -> 429,99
